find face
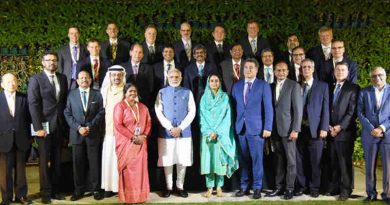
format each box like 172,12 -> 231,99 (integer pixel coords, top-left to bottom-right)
180,23 -> 192,40
243,62 -> 258,80
68,27 -> 80,44
212,26 -> 225,42
319,30 -> 333,46
110,71 -> 124,86
130,45 -> 144,63
301,61 -> 315,80
292,48 -> 305,65
87,41 -> 101,57
76,71 -> 92,89
144,27 -> 157,44
125,86 -> 138,102
371,68 -> 387,88
162,47 -> 174,61
261,51 -> 274,66
287,35 -> 299,50
209,75 -> 220,91
331,41 -> 345,59
168,71 -> 182,87
334,65 -> 349,82
274,63 -> 289,81
230,45 -> 243,60
1,74 -> 18,93
42,54 -> 58,73
193,48 -> 206,63
106,23 -> 119,39
247,22 -> 259,38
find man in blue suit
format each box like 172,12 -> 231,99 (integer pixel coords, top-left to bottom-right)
358,66 -> 390,204
232,58 -> 273,199
295,58 -> 329,198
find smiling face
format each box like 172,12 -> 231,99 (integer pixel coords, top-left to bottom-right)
110,71 -> 124,86
168,70 -> 182,87
130,44 -> 144,63
334,64 -> 349,82
144,27 -> 157,44
244,61 -> 259,80
125,85 -> 138,103
42,54 -> 58,73
180,22 -> 192,41
319,30 -> 333,46
331,41 -> 345,60
230,44 -> 243,61
292,48 -> 305,65
371,67 -> 387,88
274,63 -> 289,81
87,41 -> 101,57
247,22 -> 259,38
106,23 -> 119,39
301,60 -> 315,80
261,51 -> 274,67
76,71 -> 92,89
212,26 -> 225,42
208,75 -> 221,92
68,27 -> 80,44
1,73 -> 18,93
193,48 -> 206,63
162,47 -> 174,62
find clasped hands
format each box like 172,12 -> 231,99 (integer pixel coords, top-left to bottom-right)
371,127 -> 384,138
169,127 -> 182,138
132,135 -> 146,145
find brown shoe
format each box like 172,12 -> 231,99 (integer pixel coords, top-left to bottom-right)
216,187 -> 223,197
203,188 -> 213,198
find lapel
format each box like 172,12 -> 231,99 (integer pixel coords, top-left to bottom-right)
271,83 -> 277,105
41,72 -> 56,100
379,85 -> 390,112
334,82 -> 347,107
14,93 -> 22,119
247,79 -> 258,105
277,80 -> 288,105
369,86 -> 378,113
308,80 -> 318,105
0,92 -> 12,118
85,90 -> 96,116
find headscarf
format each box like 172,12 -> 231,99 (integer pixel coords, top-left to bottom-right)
101,65 -> 126,107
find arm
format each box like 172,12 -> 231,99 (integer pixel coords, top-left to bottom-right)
291,82 -> 303,132
338,86 -> 358,130
199,98 -> 213,138
348,61 -> 358,83
320,84 -> 330,132
113,103 -> 133,139
27,76 -> 44,131
262,83 -> 274,132
85,93 -> 105,130
154,91 -> 174,130
357,90 -> 375,131
63,94 -> 81,130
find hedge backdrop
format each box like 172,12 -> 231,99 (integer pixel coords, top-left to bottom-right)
0,0 -> 389,161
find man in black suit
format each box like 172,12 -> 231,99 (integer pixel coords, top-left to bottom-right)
288,47 -> 305,82
205,24 -> 231,70
238,19 -> 270,63
122,43 -> 154,108
153,44 -> 177,95
0,73 -> 32,205
307,26 -> 333,71
28,51 -> 68,204
58,26 -> 88,90
277,34 -> 300,68
220,43 -> 245,94
77,39 -> 111,90
327,62 -> 359,201
174,21 -> 195,70
141,24 -> 163,65
258,48 -> 275,83
100,22 -> 130,65
64,71 -> 105,201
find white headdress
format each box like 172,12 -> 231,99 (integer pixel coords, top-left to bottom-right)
101,65 -> 126,107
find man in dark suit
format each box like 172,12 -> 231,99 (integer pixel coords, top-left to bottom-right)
205,24 -> 231,70
0,73 -> 32,205
295,58 -> 329,198
100,22 -> 130,65
64,71 -> 105,201
318,40 -> 358,85
307,26 -> 333,71
327,62 -> 359,201
232,58 -> 273,199
265,62 -> 302,200
358,67 -> 390,204
141,24 -> 163,65
77,39 -> 111,90
220,43 -> 245,94
258,48 -> 275,83
153,44 -> 177,95
122,43 -> 154,108
277,34 -> 300,68
58,26 -> 88,90
237,19 -> 270,63
174,21 -> 196,70
288,47 -> 306,82
28,51 -> 68,204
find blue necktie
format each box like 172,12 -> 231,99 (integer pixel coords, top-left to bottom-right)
244,82 -> 252,105
82,91 -> 87,110
72,46 -> 78,80
303,83 -> 309,105
266,67 -> 272,83
333,83 -> 341,106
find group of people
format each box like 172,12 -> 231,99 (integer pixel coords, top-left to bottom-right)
0,19 -> 389,205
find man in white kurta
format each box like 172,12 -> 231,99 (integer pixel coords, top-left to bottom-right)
155,68 -> 196,198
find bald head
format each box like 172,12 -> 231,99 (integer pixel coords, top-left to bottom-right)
1,73 -> 18,93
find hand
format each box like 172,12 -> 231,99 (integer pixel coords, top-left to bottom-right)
78,127 -> 89,137
36,130 -> 47,138
371,128 -> 384,138
319,130 -> 327,138
330,125 -> 342,137
133,135 -> 145,145
289,131 -> 298,141
262,130 -> 271,138
210,132 -> 217,140
170,127 -> 182,138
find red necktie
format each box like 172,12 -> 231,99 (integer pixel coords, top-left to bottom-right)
93,59 -> 99,81
234,63 -> 240,80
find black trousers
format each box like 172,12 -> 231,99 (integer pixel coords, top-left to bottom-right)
272,136 -> 297,191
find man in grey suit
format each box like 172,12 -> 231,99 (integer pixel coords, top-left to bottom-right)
220,43 -> 245,95
266,62 -> 302,200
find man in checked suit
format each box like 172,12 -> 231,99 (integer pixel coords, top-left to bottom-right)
232,58 -> 273,199
220,43 -> 245,94
28,51 -> 68,204
265,62 -> 302,200
358,67 -> 390,204
100,22 -> 131,65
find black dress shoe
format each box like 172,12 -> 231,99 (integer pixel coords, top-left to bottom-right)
14,196 -> 33,204
363,195 -> 377,203
70,193 -> 84,201
310,191 -> 319,198
235,189 -> 251,197
284,190 -> 294,200
104,191 -> 115,198
177,189 -> 188,198
41,197 -> 51,204
294,189 -> 304,196
325,190 -> 340,196
266,189 -> 284,197
94,191 -> 105,200
253,189 -> 262,199
51,193 -> 65,200
161,190 -> 172,198
338,194 -> 349,201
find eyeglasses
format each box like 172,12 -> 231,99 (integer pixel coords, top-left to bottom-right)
371,74 -> 384,78
331,46 -> 344,50
292,53 -> 305,57
43,59 -> 57,62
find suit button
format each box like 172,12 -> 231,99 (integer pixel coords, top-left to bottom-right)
174,110 -> 176,112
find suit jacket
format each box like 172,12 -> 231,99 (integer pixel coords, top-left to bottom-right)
0,92 -> 31,152
330,81 -> 360,141
358,84 -> 390,144
307,45 -> 326,70
77,56 -> 111,88
122,62 -> 154,107
141,41 -> 163,65
276,51 -> 293,67
64,88 -> 105,145
220,58 -> 245,94
153,60 -> 178,94
205,41 -> 231,66
232,78 -> 273,135
183,62 -> 218,103
257,64 -> 276,83
271,79 -> 302,137
100,39 -> 130,65
57,44 -> 88,89
173,40 -> 197,71
28,72 -> 68,134
237,36 -> 270,63
287,64 -> 301,82
318,57 -> 358,85
305,79 -> 330,138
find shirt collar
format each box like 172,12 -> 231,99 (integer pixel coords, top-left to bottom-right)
164,60 -> 175,66
304,78 -> 314,87
232,59 -> 241,65
79,87 -> 90,93
245,78 -> 256,83
110,38 -> 118,45
196,62 -> 205,68
321,43 -> 331,49
182,39 -> 191,46
4,90 -> 15,98
214,41 -> 223,46
248,36 -> 258,42
146,42 -> 155,47
44,70 -> 56,78
69,42 -> 79,48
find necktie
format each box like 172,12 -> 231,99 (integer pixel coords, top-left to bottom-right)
149,45 -> 155,54
234,63 -> 240,80
303,82 -> 309,105
72,46 -> 78,80
185,42 -> 191,61
266,67 -> 272,83
93,59 -> 99,82
251,39 -> 257,53
323,47 -> 330,60
198,64 -> 204,77
333,83 -> 341,106
165,64 -> 171,86
112,43 -> 117,60
82,90 -> 87,111
132,64 -> 138,81
50,75 -> 59,101
217,43 -> 223,53
244,82 -> 252,105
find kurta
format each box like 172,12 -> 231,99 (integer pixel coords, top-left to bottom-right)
101,86 -> 123,192
114,100 -> 151,203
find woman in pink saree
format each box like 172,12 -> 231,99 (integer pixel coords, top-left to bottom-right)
113,83 -> 151,203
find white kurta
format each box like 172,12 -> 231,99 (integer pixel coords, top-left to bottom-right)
101,86 -> 123,192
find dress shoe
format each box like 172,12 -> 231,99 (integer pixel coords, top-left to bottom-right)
235,189 -> 251,197
177,189 -> 188,198
310,191 -> 319,198
294,189 -> 304,196
253,189 -> 262,199
338,194 -> 349,201
363,195 -> 377,203
266,189 -> 284,197
70,193 -> 84,201
93,191 -> 105,200
51,193 -> 65,200
161,189 -> 172,198
0,200 -> 10,205
14,196 -> 33,204
284,190 -> 294,200
104,191 -> 115,198
325,190 -> 340,196
41,197 -> 51,204
203,188 -> 213,198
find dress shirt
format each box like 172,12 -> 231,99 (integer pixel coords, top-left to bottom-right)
276,79 -> 286,102
303,78 -> 314,90
4,91 -> 16,117
109,39 -> 118,46
69,42 -> 80,63
243,78 -> 255,100
374,84 -> 388,132
132,63 -> 140,75
163,60 -> 175,85
294,63 -> 300,81
263,65 -> 274,83
196,62 -> 205,75
321,43 -> 331,60
182,39 -> 191,48
90,56 -> 100,77
332,57 -> 343,68
232,59 -> 242,79
44,70 -> 60,98
79,87 -> 90,111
